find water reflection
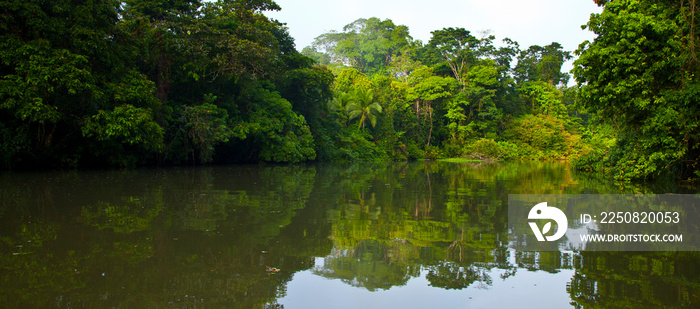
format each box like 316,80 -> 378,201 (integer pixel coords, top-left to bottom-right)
0,162 -> 697,308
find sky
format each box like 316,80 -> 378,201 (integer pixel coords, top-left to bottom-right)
264,0 -> 603,80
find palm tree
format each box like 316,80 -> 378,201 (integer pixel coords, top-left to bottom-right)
346,89 -> 383,129
329,91 -> 354,112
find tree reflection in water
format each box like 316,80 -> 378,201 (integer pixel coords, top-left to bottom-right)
0,162 -> 697,308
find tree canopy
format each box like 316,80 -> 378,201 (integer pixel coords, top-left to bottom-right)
0,0 -> 317,167
572,0 -> 700,180
1,0 -> 697,181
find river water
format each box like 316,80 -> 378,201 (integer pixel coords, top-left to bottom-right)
0,161 -> 698,308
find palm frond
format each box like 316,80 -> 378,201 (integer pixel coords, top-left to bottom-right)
348,110 -> 363,120
368,113 -> 378,127
369,102 -> 383,114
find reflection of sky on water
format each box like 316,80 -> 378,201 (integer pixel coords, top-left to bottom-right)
279,257 -> 574,308
2,163 -> 696,307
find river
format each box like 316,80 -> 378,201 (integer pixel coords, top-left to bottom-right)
0,161 -> 698,308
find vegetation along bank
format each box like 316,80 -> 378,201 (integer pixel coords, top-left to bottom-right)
0,0 -> 698,181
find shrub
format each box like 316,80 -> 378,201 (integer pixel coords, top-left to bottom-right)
504,114 -> 590,160
468,138 -> 502,160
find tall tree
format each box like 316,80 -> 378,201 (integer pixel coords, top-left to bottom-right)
423,28 -> 479,87
307,17 -> 414,74
514,43 -> 572,86
408,67 -> 457,146
573,0 -> 700,180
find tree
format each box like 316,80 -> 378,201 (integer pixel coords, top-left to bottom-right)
334,67 -> 373,93
424,28 -> 480,87
179,95 -> 234,163
445,61 -> 501,143
0,0 -> 163,167
329,91 -> 355,114
573,0 -> 700,180
387,53 -> 422,84
489,38 -> 521,116
408,68 -> 458,146
0,0 -> 331,168
82,104 -> 164,166
120,0 -> 204,102
241,87 -> 317,163
329,18 -> 414,74
278,65 -> 335,130
305,17 -> 418,74
519,81 -> 566,117
347,89 -> 383,129
514,43 -> 572,86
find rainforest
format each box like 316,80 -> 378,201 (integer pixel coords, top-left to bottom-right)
1,0 -> 698,182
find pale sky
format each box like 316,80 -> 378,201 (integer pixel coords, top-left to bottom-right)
265,0 -> 603,81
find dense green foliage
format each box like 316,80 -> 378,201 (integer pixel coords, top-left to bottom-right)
303,17 -> 589,162
0,1 -> 590,169
2,0 -> 696,182
573,0 -> 700,181
0,0 -> 320,168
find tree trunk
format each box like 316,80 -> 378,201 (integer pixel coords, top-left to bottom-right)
156,51 -> 171,103
427,106 -> 433,147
